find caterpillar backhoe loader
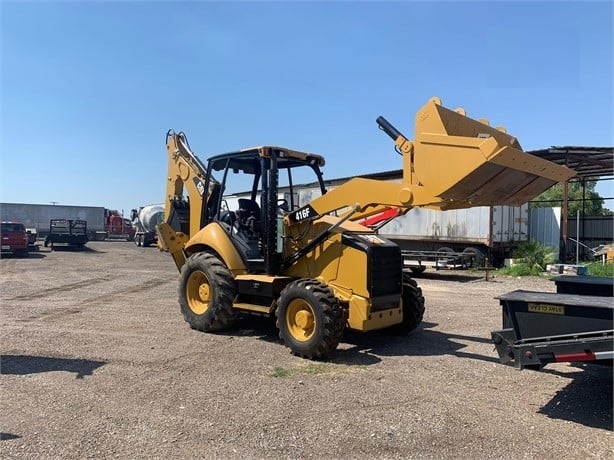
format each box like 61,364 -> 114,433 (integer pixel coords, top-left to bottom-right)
157,97 -> 575,359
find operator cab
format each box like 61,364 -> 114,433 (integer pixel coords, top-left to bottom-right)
204,146 -> 327,274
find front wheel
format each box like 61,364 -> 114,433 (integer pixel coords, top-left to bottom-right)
389,273 -> 425,335
178,252 -> 238,332
276,279 -> 345,359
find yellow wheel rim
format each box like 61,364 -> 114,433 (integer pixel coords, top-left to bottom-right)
186,270 -> 210,315
286,298 -> 316,342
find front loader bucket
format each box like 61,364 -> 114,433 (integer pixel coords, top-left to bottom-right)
410,98 -> 575,208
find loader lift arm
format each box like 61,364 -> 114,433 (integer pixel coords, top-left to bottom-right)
285,97 -> 575,227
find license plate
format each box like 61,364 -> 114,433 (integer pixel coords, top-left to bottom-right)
1,245 -> 10,250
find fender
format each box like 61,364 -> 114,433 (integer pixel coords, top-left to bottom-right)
185,222 -> 248,275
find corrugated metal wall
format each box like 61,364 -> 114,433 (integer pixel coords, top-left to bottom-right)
529,208 -> 613,260
566,214 -> 614,255
529,207 -> 562,260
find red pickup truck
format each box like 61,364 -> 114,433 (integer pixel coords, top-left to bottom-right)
1,221 -> 29,257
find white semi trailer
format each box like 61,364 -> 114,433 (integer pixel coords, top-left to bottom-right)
377,204 -> 530,269
0,202 -> 133,241
296,186 -> 529,269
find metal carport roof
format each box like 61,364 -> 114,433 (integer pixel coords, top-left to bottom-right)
527,146 -> 614,179
527,146 -> 613,261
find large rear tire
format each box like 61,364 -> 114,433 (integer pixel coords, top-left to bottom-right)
276,279 -> 345,359
389,273 -> 425,335
178,252 -> 238,332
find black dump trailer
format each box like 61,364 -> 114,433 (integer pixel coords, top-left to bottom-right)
491,276 -> 613,370
44,219 -> 89,249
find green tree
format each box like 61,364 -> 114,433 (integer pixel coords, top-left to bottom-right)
530,179 -> 611,216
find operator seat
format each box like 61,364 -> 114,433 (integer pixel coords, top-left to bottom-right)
236,199 -> 261,234
234,198 -> 262,262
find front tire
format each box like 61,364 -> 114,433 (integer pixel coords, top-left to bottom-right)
276,279 -> 345,359
178,252 -> 238,332
389,273 -> 425,335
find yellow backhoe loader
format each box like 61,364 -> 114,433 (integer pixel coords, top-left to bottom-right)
157,97 -> 575,359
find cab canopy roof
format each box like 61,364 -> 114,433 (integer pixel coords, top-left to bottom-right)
208,146 -> 326,174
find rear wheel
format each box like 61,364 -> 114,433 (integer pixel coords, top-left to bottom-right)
436,246 -> 454,258
276,279 -> 345,359
178,252 -> 238,332
462,246 -> 486,268
389,273 -> 425,335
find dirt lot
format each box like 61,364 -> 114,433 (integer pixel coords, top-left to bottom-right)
1,241 -> 612,459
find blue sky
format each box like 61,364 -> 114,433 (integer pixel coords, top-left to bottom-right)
1,0 -> 612,216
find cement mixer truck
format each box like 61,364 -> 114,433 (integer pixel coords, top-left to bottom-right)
131,204 -> 165,247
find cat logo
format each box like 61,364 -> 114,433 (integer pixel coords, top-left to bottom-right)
193,177 -> 205,196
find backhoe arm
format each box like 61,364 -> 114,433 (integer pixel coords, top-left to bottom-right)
163,130 -> 221,236
159,130 -> 221,268
286,97 -> 575,226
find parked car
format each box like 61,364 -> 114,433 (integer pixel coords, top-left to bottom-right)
1,221 -> 29,257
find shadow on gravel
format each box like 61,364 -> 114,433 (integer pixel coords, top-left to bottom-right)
46,245 -> 103,254
0,432 -> 21,441
335,321 -> 500,365
538,363 -> 613,431
231,316 -> 499,366
0,253 -> 46,260
408,271 -> 495,283
0,354 -> 106,379
232,315 -> 279,337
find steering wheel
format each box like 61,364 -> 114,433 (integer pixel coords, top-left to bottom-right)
277,198 -> 290,214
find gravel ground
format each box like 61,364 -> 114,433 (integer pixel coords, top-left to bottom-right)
1,241 -> 612,459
